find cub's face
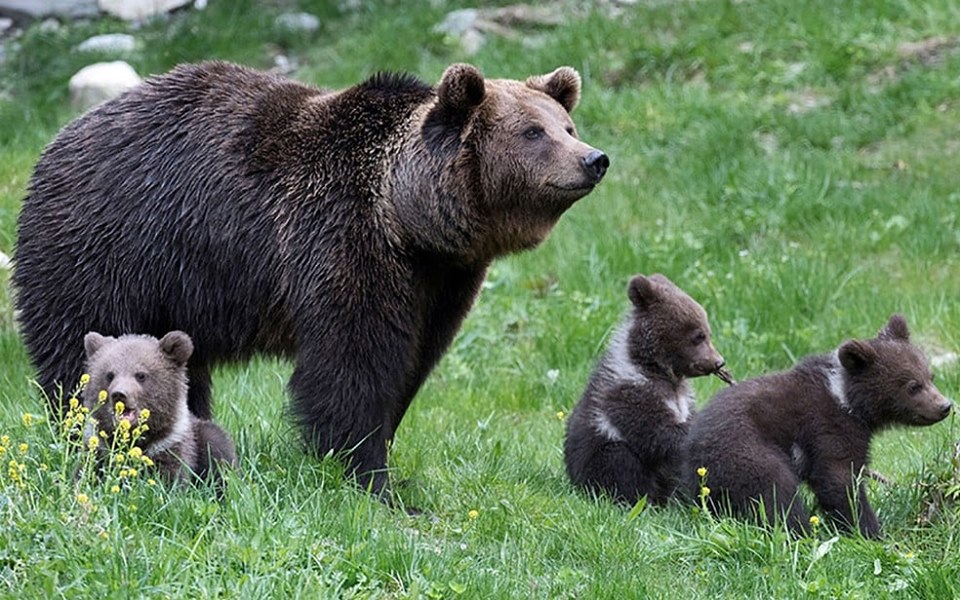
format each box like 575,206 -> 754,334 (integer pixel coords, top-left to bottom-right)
628,274 -> 725,379
839,314 -> 952,427
81,331 -> 193,442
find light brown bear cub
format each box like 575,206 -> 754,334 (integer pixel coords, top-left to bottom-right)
684,314 -> 952,538
564,274 -> 728,505
82,331 -> 237,487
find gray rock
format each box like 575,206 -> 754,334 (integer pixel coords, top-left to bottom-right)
275,12 -> 320,33
433,9 -> 478,37
68,60 -> 141,111
0,0 -> 98,19
76,32 -> 135,53
97,0 -> 191,21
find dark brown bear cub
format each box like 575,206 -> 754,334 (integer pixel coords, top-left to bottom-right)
564,274 -> 727,505
684,314 -> 952,538
14,61 -> 607,497
82,331 -> 237,487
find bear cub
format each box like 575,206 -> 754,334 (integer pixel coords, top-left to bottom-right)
564,274 -> 728,505
684,314 -> 952,538
82,331 -> 238,487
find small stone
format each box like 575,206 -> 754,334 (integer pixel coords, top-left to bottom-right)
0,251 -> 10,270
98,0 -> 192,22
275,12 -> 320,33
68,60 -> 141,111
433,9 -> 478,37
75,33 -> 135,53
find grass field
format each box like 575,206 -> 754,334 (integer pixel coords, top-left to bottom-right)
2,0 -> 960,597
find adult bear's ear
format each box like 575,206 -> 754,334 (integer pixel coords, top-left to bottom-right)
839,339 -> 877,373
526,66 -> 581,113
877,313 -> 910,341
424,63 -> 486,152
84,332 -> 112,359
436,63 -> 485,123
628,274 -> 661,309
160,331 -> 194,366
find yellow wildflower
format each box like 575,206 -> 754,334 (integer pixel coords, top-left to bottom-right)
1,435 -> 10,446
76,493 -> 90,504
127,468 -> 138,477
699,486 -> 711,498
21,413 -> 34,427
88,436 -> 100,451
68,397 -> 79,410
147,478 -> 156,486
118,420 -> 131,432
697,467 -> 707,478
468,509 -> 479,520
0,447 -> 6,458
80,373 -> 91,386
139,409 -> 150,421
555,411 -> 565,420
114,401 -> 125,416
141,456 -> 154,467
809,515 -> 821,527
110,485 -> 120,494
128,447 -> 143,459
18,443 -> 27,455
119,469 -> 129,478
99,531 -> 108,540
98,390 -> 107,403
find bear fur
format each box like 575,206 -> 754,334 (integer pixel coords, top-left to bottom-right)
683,314 -> 952,538
82,331 -> 238,487
13,61 -> 608,496
564,274 -> 726,505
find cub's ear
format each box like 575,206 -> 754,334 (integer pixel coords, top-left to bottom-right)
628,274 -> 661,309
838,339 -> 877,373
526,66 -> 581,113
435,63 -> 486,122
159,331 -> 194,365
877,313 -> 910,341
83,332 -> 112,359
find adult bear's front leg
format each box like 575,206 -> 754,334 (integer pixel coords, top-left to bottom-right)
289,337 -> 407,498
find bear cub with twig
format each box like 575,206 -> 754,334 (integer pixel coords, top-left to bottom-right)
684,314 -> 952,538
564,274 -> 730,505
83,331 -> 237,488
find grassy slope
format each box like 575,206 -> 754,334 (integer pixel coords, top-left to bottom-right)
1,0 -> 960,597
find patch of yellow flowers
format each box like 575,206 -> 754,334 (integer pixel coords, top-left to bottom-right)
1,374 -> 162,518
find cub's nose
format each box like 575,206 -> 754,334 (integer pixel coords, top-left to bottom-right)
715,359 -> 726,372
111,390 -> 127,404
582,150 -> 609,183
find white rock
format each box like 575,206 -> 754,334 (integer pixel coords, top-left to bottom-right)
76,33 -> 135,53
68,60 -> 141,111
0,251 -> 10,270
434,9 -> 478,37
0,17 -> 13,35
98,0 -> 191,21
0,0 -> 98,18
275,12 -> 320,33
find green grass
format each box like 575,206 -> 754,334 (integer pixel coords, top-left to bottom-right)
2,0 -> 960,597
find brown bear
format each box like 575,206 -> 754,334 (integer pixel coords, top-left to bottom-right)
82,330 -> 238,487
683,314 -> 952,538
564,274 -> 729,506
13,61 -> 608,496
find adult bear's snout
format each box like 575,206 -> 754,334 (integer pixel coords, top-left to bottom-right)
582,150 -> 609,183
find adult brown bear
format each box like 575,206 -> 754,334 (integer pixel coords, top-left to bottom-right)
13,61 -> 608,496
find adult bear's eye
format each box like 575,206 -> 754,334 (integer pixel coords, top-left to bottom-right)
908,381 -> 923,395
691,331 -> 706,345
135,372 -> 147,383
523,126 -> 544,140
